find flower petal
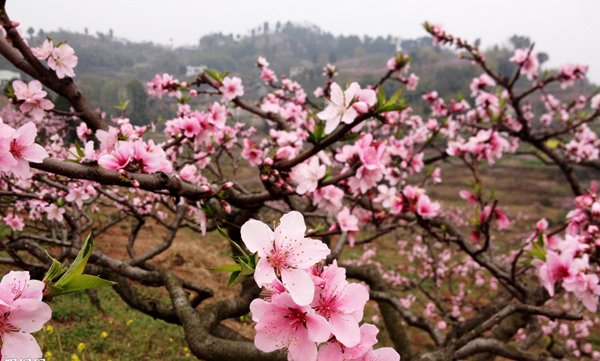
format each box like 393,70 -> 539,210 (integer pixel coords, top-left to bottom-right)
341,107 -> 358,125
275,211 -> 306,242
288,238 -> 330,269
20,143 -> 48,163
288,330 -> 317,361
329,313 -> 361,347
338,283 -> 369,315
254,257 -> 277,287
317,342 -> 344,361
8,298 -> 52,333
343,82 -> 360,107
1,331 -> 43,359
14,122 -> 38,147
329,83 -> 344,106
316,104 -> 339,121
305,312 -> 331,343
240,219 -> 274,256
281,267 -> 315,306
324,117 -> 341,134
11,159 -> 32,178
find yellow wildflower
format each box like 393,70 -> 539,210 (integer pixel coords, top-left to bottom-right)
77,342 -> 86,353
100,331 -> 109,338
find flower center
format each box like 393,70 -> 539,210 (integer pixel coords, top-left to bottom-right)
285,308 -> 307,328
0,312 -> 19,334
9,139 -> 22,158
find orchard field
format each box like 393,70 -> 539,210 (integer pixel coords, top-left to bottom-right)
0,2 -> 599,361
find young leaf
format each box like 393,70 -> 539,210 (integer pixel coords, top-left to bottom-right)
50,275 -> 114,296
47,234 -> 115,297
376,87 -> 386,108
54,234 -> 94,288
239,258 -> 255,276
42,252 -> 67,284
209,264 -> 242,273
204,69 -> 223,83
114,99 -> 129,111
227,270 -> 242,287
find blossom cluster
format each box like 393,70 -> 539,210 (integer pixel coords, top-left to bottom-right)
32,39 -> 78,79
0,271 -> 51,359
0,120 -> 48,178
11,80 -> 54,121
536,184 -> 600,312
147,73 -> 184,98
241,212 -> 399,361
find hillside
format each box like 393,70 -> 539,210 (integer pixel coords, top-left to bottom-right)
1,23 -> 596,123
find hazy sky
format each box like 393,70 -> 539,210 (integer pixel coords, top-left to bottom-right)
7,1 -> 600,82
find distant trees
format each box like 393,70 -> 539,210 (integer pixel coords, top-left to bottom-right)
2,24 -> 591,127
126,79 -> 149,125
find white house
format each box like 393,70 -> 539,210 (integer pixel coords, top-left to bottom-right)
186,65 -> 207,78
0,70 -> 20,85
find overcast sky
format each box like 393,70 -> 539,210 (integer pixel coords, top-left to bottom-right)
7,1 -> 600,83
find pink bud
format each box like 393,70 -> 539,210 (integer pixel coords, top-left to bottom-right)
352,101 -> 369,114
220,200 -> 232,214
221,181 -> 234,190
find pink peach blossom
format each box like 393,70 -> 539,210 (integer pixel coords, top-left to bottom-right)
290,157 -> 326,195
313,261 -> 369,347
219,76 -> 244,101
0,121 -> 48,178
250,292 -> 330,361
240,211 -> 330,306
12,80 -> 54,121
0,271 -> 51,360
48,43 -> 78,79
2,214 -> 24,232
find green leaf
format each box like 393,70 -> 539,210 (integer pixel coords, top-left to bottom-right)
376,87 -> 386,108
227,270 -> 242,287
307,129 -> 317,143
216,225 -> 230,240
377,103 -> 407,113
376,87 -> 406,113
74,142 -> 85,158
311,223 -> 326,234
204,69 -> 223,82
45,234 -> 115,297
51,274 -> 115,296
54,234 -> 94,288
239,259 -> 255,276
537,232 -> 545,248
387,87 -> 403,105
313,119 -> 325,142
42,252 -> 66,284
209,264 -> 241,273
114,99 -> 129,111
526,241 -> 547,261
5,83 -> 15,98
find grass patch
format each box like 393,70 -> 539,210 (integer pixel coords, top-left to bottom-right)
38,287 -> 192,361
